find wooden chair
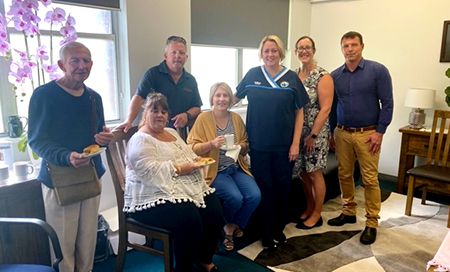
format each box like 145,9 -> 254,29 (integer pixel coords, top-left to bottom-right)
405,110 -> 450,227
0,217 -> 62,272
105,126 -> 173,272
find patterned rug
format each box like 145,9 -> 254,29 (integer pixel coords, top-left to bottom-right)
238,186 -> 449,272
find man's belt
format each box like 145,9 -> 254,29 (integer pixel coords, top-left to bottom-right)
337,124 -> 377,133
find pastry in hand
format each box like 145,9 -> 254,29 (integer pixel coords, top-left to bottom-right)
197,157 -> 215,165
83,144 -> 100,155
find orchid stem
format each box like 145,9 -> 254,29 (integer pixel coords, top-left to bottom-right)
35,11 -> 45,85
23,31 -> 35,90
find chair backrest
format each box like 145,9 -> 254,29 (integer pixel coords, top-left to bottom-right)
0,217 -> 63,272
427,110 -> 450,167
105,127 -> 138,218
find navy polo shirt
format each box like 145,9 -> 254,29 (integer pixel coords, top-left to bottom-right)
135,61 -> 202,127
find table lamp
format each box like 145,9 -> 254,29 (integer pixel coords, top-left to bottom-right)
404,88 -> 436,129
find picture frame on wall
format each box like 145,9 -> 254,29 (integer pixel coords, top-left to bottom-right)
440,20 -> 450,62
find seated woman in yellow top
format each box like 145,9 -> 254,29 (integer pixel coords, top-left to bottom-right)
187,82 -> 261,252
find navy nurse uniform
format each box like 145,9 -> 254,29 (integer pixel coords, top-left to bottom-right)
236,65 -> 309,242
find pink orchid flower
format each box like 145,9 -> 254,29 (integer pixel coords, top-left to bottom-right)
39,0 -> 52,8
22,11 -> 41,25
36,45 -> 49,60
8,61 -> 32,84
8,71 -> 23,84
0,30 -> 7,40
21,59 -> 37,70
60,32 -> 77,45
23,0 -> 40,11
24,24 -> 40,36
44,7 -> 65,26
14,49 -> 27,60
42,63 -> 58,73
0,40 -> 10,56
60,25 -> 75,36
2,0 -> 77,89
12,17 -> 27,31
65,15 -> 76,27
7,2 -> 26,17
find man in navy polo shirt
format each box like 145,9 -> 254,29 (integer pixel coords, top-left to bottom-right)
117,36 -> 202,133
328,31 -> 393,245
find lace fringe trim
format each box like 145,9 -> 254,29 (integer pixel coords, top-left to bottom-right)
123,188 -> 215,213
427,259 -> 450,272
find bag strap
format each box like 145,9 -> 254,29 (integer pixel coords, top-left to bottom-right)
87,88 -> 97,143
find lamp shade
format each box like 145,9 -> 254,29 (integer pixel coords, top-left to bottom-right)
404,88 -> 436,108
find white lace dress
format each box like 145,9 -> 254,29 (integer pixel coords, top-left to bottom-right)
123,128 -> 214,213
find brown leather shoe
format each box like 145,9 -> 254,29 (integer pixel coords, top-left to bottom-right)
360,226 -> 377,245
327,213 -> 356,226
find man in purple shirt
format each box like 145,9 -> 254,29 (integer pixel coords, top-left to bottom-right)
328,31 -> 393,245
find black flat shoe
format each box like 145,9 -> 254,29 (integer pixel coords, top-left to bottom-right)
262,236 -> 276,250
360,226 -> 377,245
327,213 -> 356,226
295,217 -> 323,229
273,231 -> 287,245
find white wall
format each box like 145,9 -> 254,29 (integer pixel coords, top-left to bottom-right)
291,0 -> 450,176
123,0 -> 192,99
288,0 -> 312,68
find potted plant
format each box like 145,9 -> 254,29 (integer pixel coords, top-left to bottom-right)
0,0 -> 78,158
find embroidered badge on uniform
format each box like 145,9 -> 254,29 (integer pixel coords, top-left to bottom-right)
254,81 -> 261,85
280,81 -> 289,87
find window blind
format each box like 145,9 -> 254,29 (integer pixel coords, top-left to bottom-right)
191,0 -> 289,48
53,0 -> 120,10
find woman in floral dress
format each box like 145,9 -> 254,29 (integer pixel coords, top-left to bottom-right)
293,36 -> 334,229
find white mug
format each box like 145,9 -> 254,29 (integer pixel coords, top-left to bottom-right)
0,141 -> 13,170
224,134 -> 234,149
13,161 -> 34,178
0,164 -> 8,181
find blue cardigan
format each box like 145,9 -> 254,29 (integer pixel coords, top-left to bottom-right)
28,80 -> 106,188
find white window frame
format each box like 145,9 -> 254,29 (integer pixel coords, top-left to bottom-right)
191,44 -> 260,110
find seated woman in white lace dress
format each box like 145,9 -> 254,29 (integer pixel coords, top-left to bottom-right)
124,93 -> 223,272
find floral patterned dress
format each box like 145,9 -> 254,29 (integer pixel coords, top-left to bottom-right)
293,66 -> 330,173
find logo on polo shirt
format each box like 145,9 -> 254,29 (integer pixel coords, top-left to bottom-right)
254,81 -> 261,85
280,81 -> 289,87
183,87 -> 193,92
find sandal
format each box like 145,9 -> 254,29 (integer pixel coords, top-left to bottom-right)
233,226 -> 244,238
222,234 -> 234,251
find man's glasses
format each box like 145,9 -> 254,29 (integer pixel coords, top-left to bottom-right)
166,36 -> 187,46
295,46 -> 314,52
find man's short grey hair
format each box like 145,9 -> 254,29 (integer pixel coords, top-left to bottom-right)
165,36 -> 187,46
59,41 -> 91,62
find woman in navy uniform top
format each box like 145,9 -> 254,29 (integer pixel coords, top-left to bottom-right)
234,35 -> 309,249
